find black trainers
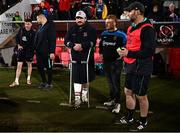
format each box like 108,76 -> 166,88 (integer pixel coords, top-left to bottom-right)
115,116 -> 134,125
38,82 -> 48,89
136,120 -> 148,130
129,120 -> 148,131
104,99 -> 115,106
42,84 -> 53,91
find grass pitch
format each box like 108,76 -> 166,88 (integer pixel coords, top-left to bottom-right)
0,67 -> 180,131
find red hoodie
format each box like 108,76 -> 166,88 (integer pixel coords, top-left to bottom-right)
59,0 -> 72,12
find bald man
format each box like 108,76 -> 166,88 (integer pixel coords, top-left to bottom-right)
34,13 -> 56,90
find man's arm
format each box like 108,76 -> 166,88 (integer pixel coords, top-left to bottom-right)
16,28 -> 23,50
64,28 -> 75,49
48,22 -> 56,54
16,29 -> 21,45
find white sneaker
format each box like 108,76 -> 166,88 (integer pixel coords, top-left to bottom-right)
112,103 -> 121,113
117,116 -> 134,125
82,92 -> 88,103
104,100 -> 115,106
74,97 -> 81,109
9,82 -> 19,87
27,80 -> 32,85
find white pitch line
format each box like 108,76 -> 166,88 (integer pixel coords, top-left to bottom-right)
95,105 -> 109,110
26,100 -> 41,103
0,97 -> 9,100
59,103 -> 72,107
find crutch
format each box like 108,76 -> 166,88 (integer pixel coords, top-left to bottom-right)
60,47 -> 92,107
69,49 -> 72,105
69,47 -> 92,107
59,49 -> 73,107
86,47 -> 92,108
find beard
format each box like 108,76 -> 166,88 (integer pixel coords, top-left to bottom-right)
105,23 -> 113,30
77,21 -> 84,26
130,17 -> 135,23
106,26 -> 112,30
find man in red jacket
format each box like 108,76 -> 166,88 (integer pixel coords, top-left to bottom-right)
58,0 -> 72,20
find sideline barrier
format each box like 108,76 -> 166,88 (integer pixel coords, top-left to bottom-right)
0,20 -> 180,76
1,20 -> 179,48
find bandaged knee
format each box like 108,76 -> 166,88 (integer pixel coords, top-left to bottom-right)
74,83 -> 82,98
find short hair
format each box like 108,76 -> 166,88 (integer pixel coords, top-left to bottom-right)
106,14 -> 117,24
24,18 -> 32,23
36,11 -> 45,17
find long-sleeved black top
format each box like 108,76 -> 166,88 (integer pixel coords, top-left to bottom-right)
99,29 -> 127,63
64,22 -> 97,63
34,20 -> 56,57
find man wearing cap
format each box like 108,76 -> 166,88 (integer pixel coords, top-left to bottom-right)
116,1 -> 156,131
64,10 -> 97,108
9,19 -> 36,87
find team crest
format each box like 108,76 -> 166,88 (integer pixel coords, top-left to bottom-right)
83,32 -> 88,37
113,36 -> 117,41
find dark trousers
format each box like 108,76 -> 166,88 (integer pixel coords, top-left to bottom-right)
36,54 -> 53,84
104,60 -> 123,103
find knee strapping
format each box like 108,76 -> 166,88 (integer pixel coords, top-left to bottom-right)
74,83 -> 82,96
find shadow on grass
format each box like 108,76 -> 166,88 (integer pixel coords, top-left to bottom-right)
0,93 -> 19,131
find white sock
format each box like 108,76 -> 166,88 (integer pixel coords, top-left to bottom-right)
82,88 -> 88,95
15,78 -> 19,84
27,75 -> 31,81
74,83 -> 82,99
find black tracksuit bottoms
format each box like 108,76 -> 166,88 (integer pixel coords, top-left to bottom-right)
36,54 -> 53,84
104,59 -> 123,103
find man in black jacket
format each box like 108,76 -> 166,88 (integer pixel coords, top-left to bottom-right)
9,18 -> 35,87
117,2 -> 156,131
64,10 -> 97,108
34,13 -> 56,89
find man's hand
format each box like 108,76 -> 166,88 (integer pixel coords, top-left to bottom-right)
73,43 -> 83,51
99,54 -> 103,60
18,45 -> 23,50
50,53 -> 55,60
117,47 -> 128,57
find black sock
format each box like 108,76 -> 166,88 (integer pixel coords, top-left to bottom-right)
126,108 -> 135,120
140,116 -> 147,124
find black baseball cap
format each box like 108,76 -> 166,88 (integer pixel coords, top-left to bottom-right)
124,1 -> 145,14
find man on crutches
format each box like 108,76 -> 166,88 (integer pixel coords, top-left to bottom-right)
64,10 -> 97,108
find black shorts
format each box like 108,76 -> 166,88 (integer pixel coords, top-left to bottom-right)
17,49 -> 33,62
125,73 -> 151,96
72,63 -> 95,84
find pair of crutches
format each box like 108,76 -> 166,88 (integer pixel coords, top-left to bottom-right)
69,47 -> 92,108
